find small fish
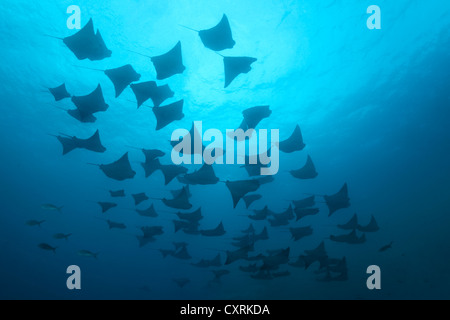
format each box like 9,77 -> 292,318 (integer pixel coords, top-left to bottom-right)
38,243 -> 57,253
41,204 -> 63,213
78,250 -> 99,259
26,220 -> 46,227
379,241 -> 393,252
53,233 -> 72,241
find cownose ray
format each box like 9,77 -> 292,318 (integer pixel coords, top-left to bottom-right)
277,125 -> 306,153
130,81 -> 174,108
357,215 -> 380,232
212,269 -> 230,280
324,183 -> 351,217
290,155 -> 318,180
228,106 -> 272,140
132,193 -> 149,206
223,55 -> 257,88
292,195 -> 315,209
180,14 -> 235,51
248,205 -> 275,221
242,194 -> 262,209
75,64 -> 141,98
153,186 -> 192,210
172,246 -> 192,260
48,83 -> 71,101
173,219 -> 200,235
132,41 -> 185,80
51,129 -> 106,155
88,152 -> 136,181
239,263 -> 259,273
224,179 -> 261,208
337,214 -> 358,230
46,18 -> 111,61
192,253 -> 222,268
136,226 -> 164,248
290,226 -> 313,241
109,190 -> 125,198
152,100 -> 185,130
69,84 -> 109,123
177,164 -> 219,185
302,241 -> 328,270
148,159 -> 188,185
268,205 -> 294,226
294,207 -> 320,221
171,185 -> 192,199
261,248 -> 290,270
136,204 -> 158,218
232,227 -> 268,248
329,229 -> 366,244
225,245 -> 253,265
105,220 -> 126,230
97,202 -> 117,213
200,222 -> 226,237
173,207 -> 203,222
173,278 -> 190,288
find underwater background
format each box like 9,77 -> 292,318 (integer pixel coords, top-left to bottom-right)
0,0 -> 449,300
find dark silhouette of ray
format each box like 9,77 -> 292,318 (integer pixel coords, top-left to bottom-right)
290,226 -> 313,241
294,207 -> 320,221
53,130 -> 106,155
242,162 -> 268,177
109,190 -> 125,198
141,158 -> 162,178
67,109 -> 97,123
57,18 -> 112,61
268,206 -> 294,227
173,278 -> 190,288
357,215 -> 380,232
182,14 -> 235,51
151,41 -> 185,80
212,269 -> 230,280
278,125 -> 305,153
178,164 -> 219,185
160,249 -> 175,258
106,220 -> 126,230
104,64 -> 141,98
248,205 -> 274,220
324,183 -> 351,217
152,100 -> 185,130
239,263 -> 258,273
172,246 -> 192,260
223,56 -> 257,88
242,194 -> 262,209
89,153 -> 136,181
225,179 -> 260,208
130,81 -> 174,108
174,207 -> 203,222
170,185 -> 192,199
97,202 -> 117,213
225,245 -> 253,265
192,254 -> 222,268
301,241 -> 329,270
379,241 -> 393,252
71,84 -> 109,122
48,83 -> 71,101
292,196 -> 315,209
262,248 -> 290,270
330,230 -> 366,244
137,226 -> 164,248
290,155 -> 318,180
338,214 -> 358,230
157,160 -> 189,185
241,224 -> 255,234
160,186 -> 192,210
200,222 -> 226,237
140,148 -> 166,163
136,204 -> 158,218
132,193 -> 149,206
239,106 -> 272,130
173,220 -> 200,234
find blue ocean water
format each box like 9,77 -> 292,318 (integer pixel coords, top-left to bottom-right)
0,0 -> 449,300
